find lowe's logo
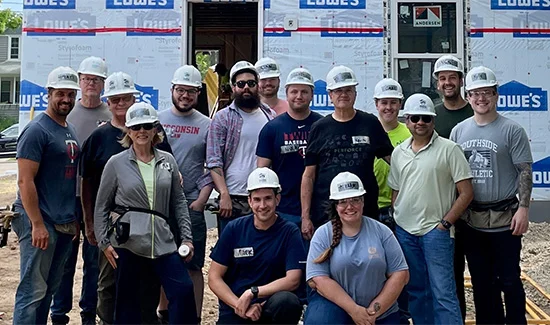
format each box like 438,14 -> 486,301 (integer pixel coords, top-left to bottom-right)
497,81 -> 547,111
27,12 -> 96,36
491,0 -> 550,10
320,19 -> 382,38
311,80 -> 334,111
127,12 -> 181,36
512,15 -> 550,38
135,84 -> 159,109
106,0 -> 174,9
19,80 -> 49,112
533,156 -> 550,187
23,0 -> 75,9
264,17 -> 291,37
300,0 -> 366,9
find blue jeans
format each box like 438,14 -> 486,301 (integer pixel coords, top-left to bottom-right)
395,225 -> 462,325
51,199 -> 99,323
304,291 -> 400,324
114,248 -> 197,324
11,208 -> 74,325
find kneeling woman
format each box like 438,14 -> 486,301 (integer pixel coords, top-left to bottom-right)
95,102 -> 197,324
304,172 -> 409,325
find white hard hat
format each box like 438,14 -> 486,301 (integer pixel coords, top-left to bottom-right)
433,55 -> 464,79
373,78 -> 404,100
326,65 -> 359,91
125,102 -> 159,128
329,172 -> 366,200
465,66 -> 498,91
285,68 -> 315,88
247,167 -> 282,192
77,56 -> 108,79
172,65 -> 202,88
101,72 -> 140,99
230,61 -> 258,83
46,66 -> 80,90
403,93 -> 436,116
254,57 -> 281,80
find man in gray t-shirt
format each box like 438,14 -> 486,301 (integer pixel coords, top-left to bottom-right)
52,56 -> 109,325
450,66 -> 533,325
158,65 -> 213,321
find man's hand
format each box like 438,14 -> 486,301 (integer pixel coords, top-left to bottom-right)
301,217 -> 314,240
234,289 -> 254,319
219,193 -> 233,218
179,172 -> 184,187
85,223 -> 97,246
73,222 -> 81,242
104,245 -> 119,269
245,303 -> 262,321
349,304 -> 375,325
436,223 -> 447,231
181,241 -> 195,263
511,206 -> 529,236
189,199 -> 206,212
31,221 -> 49,250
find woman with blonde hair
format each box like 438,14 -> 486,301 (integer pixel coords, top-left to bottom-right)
304,172 -> 409,325
94,102 -> 197,324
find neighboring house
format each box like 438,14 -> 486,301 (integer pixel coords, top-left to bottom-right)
0,27 -> 20,105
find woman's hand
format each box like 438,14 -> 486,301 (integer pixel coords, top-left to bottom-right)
104,245 -> 119,269
349,304 -> 376,325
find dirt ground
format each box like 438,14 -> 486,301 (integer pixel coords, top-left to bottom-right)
1,173 -> 550,324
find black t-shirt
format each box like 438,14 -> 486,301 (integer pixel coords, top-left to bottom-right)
80,122 -> 172,202
434,102 -> 474,139
305,110 -> 393,226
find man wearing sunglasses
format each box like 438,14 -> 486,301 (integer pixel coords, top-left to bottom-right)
387,93 -> 473,325
450,66 -> 532,325
79,72 -> 172,324
301,65 -> 393,240
255,57 -> 289,115
158,65 -> 213,322
207,61 -> 276,237
51,56 -> 110,325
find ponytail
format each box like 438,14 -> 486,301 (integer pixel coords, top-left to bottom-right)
313,202 -> 343,264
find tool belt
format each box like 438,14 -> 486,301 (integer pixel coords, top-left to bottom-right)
110,205 -> 169,245
463,196 -> 519,230
0,205 -> 17,247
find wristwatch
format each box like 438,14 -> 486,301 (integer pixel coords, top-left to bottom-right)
440,219 -> 453,230
251,286 -> 259,299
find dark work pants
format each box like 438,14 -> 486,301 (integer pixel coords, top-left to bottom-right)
454,220 -> 466,323
463,226 -> 526,325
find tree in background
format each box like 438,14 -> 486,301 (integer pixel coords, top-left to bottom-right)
0,1 -> 22,34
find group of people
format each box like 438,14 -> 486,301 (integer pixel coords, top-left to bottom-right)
10,53 -> 532,325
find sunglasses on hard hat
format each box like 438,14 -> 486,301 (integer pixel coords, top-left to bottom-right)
409,115 -> 433,123
129,123 -> 157,131
235,80 -> 257,89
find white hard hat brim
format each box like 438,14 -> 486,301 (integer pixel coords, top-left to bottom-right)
48,83 -> 81,91
125,116 -> 159,127
286,81 -> 315,87
259,72 -> 280,79
404,111 -> 437,116
247,184 -> 282,192
101,89 -> 140,99
432,67 -> 462,79
373,94 -> 404,100
465,81 -> 498,91
171,80 -> 203,88
327,81 -> 359,91
78,70 -> 107,79
329,189 -> 366,200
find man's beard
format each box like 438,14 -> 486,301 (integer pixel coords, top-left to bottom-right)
172,96 -> 195,113
235,91 -> 260,109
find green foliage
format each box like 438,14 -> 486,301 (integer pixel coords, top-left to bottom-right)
0,8 -> 22,34
0,116 -> 17,131
196,52 -> 211,79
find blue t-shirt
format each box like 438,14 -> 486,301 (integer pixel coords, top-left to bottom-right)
14,113 -> 80,225
256,112 -> 323,215
307,217 -> 408,320
210,215 -> 306,317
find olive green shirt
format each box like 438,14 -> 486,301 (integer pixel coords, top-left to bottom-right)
434,102 -> 473,139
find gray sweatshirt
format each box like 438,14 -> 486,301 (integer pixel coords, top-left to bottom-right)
94,146 -> 192,259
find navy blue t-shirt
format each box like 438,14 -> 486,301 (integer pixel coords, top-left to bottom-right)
210,215 -> 306,318
256,112 -> 323,216
14,113 -> 80,225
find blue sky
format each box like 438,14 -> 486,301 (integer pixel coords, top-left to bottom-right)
0,0 -> 23,12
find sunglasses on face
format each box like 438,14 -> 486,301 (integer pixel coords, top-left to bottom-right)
129,123 -> 157,131
235,80 -> 258,89
109,95 -> 134,105
409,115 -> 433,123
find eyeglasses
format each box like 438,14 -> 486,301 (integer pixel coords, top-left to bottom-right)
80,77 -> 103,84
174,87 -> 198,96
468,90 -> 496,98
235,80 -> 258,89
109,95 -> 134,105
129,123 -> 157,131
331,87 -> 355,96
336,197 -> 363,208
409,115 -> 433,123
